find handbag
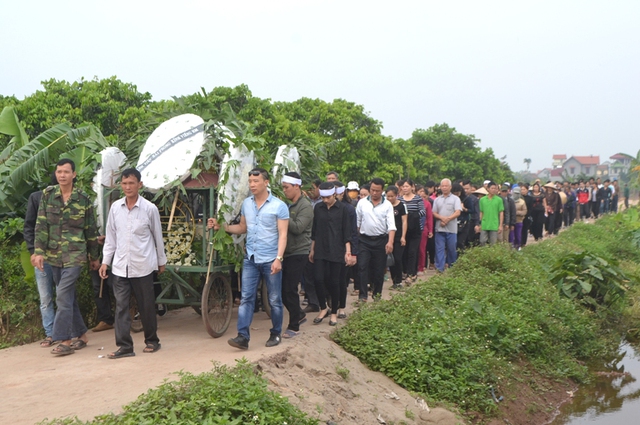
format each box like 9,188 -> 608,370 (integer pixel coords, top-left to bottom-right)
386,253 -> 395,267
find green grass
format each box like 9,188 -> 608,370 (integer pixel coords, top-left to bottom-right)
334,209 -> 640,415
40,359 -> 318,425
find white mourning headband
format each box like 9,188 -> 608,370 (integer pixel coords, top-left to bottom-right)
336,186 -> 345,195
319,187 -> 336,197
281,175 -> 302,186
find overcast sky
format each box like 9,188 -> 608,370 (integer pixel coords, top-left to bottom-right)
2,0 -> 638,173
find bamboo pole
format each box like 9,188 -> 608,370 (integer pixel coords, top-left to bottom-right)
167,189 -> 180,231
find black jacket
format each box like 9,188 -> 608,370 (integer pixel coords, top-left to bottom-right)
23,191 -> 43,254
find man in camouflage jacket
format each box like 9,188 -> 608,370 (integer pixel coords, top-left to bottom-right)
34,158 -> 100,356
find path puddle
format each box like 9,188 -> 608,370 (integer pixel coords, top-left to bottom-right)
552,342 -> 640,424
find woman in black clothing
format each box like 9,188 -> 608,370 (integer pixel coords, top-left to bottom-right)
385,186 -> 407,289
530,183 -> 546,240
399,179 -> 425,283
309,182 -> 352,326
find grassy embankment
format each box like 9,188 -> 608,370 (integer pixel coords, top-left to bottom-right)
7,208 -> 640,424
334,208 -> 640,417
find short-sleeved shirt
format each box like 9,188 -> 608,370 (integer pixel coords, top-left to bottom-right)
479,195 -> 505,231
392,202 -> 407,242
242,192 -> 289,263
356,197 -> 397,236
432,193 -> 462,234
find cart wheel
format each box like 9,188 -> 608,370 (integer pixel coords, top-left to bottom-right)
129,295 -> 143,333
261,278 -> 272,318
202,272 -> 232,338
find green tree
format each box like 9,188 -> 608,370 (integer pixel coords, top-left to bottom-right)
0,107 -> 109,217
273,98 -> 399,183
407,123 -> 512,185
11,77 -> 152,142
624,149 -> 640,188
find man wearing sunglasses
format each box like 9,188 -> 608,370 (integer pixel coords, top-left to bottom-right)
208,168 -> 289,349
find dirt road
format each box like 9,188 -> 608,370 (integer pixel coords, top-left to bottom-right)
0,272 -> 459,425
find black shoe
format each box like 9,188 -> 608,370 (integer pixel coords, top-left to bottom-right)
298,313 -> 307,325
265,334 -> 281,347
302,305 -> 320,313
228,334 -> 249,350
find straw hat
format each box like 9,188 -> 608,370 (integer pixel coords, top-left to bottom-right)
559,191 -> 567,205
473,187 -> 489,195
543,182 -> 556,189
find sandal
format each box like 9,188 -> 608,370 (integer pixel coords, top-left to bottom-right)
40,337 -> 55,348
51,344 -> 74,356
107,348 -> 135,359
70,339 -> 88,350
282,329 -> 299,339
143,343 -> 161,353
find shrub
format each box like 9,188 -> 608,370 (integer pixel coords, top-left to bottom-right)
333,213 -> 640,415
41,360 -> 318,425
550,252 -> 630,308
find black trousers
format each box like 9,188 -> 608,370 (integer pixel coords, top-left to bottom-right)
358,234 -> 387,300
113,272 -> 158,351
90,270 -> 114,325
282,254 -> 307,331
521,217 -> 531,246
563,207 -> 574,227
457,222 -> 470,251
591,201 -> 600,218
339,263 -> 350,309
314,259 -> 342,314
403,232 -> 421,276
302,259 -> 320,309
389,240 -> 405,284
426,235 -> 436,267
531,210 -> 545,240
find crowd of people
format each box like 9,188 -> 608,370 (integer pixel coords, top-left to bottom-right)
26,160 -> 631,354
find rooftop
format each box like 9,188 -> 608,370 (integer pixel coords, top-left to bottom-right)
552,154 -> 567,160
610,153 -> 632,160
570,155 -> 600,165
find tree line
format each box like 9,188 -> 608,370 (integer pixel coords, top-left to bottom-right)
0,76 -> 513,218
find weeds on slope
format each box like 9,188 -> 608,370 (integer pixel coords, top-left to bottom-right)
334,208 -> 640,415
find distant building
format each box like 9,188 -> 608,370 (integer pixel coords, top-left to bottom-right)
562,155 -> 600,178
596,163 -> 610,178
537,168 -> 551,181
552,154 -> 567,169
609,153 -> 633,180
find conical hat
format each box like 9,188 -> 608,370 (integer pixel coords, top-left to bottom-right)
473,187 -> 489,195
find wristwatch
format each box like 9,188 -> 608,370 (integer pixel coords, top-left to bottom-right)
275,256 -> 284,262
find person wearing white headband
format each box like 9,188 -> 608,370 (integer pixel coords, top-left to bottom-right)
309,182 -> 352,326
281,175 -> 302,186
280,172 -> 313,338
334,181 -> 358,319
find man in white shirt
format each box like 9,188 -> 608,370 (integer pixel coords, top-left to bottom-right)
99,168 -> 167,359
355,177 -> 396,301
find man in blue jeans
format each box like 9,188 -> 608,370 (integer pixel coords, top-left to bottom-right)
24,187 -> 56,347
432,179 -> 462,273
208,167 -> 289,350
